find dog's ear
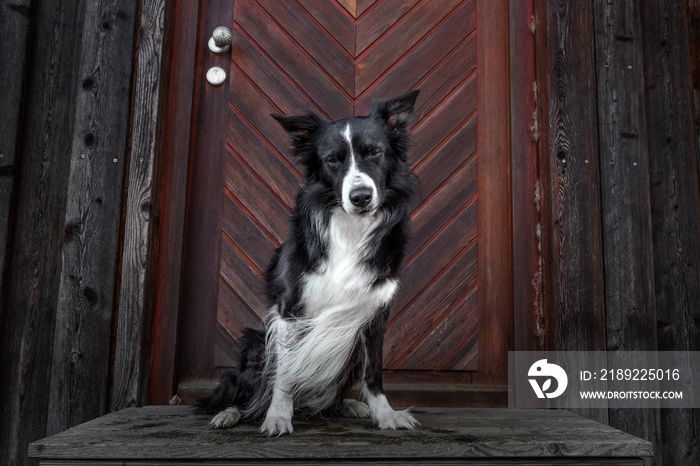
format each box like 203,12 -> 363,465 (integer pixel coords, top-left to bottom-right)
271,112 -> 324,145
371,89 -> 420,131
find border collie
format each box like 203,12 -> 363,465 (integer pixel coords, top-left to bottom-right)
196,90 -> 420,436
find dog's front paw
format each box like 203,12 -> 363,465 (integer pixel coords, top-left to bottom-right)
260,415 -> 293,436
340,399 -> 371,418
374,408 -> 420,430
210,407 -> 241,429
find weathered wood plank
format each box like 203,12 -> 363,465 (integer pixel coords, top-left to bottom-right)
149,0 -> 199,406
28,406 -> 653,461
690,0 -> 700,175
0,0 -> 32,301
176,0 -> 232,381
542,0 -> 607,415
592,0 -> 660,457
510,0 -> 544,354
0,1 -> 89,464
641,1 -> 700,465
476,0 -> 512,386
47,0 -> 139,435
111,0 -> 167,412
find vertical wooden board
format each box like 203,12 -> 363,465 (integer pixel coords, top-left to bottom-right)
542,0 -> 608,423
689,0 -> 700,175
177,0 -> 230,382
48,0 -> 139,432
477,0 -> 512,386
542,1 -> 606,352
0,1 -> 85,464
593,0 -> 659,452
509,0 -> 543,353
0,0 -> 32,299
149,0 -> 199,405
111,0 -> 167,411
641,1 -> 700,465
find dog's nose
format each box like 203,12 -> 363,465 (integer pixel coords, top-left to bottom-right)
349,187 -> 373,208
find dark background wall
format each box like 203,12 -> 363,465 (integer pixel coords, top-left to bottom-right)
0,0 -> 166,464
538,1 -> 700,465
0,0 -> 698,465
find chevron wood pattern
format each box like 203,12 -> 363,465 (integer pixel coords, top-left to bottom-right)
216,0 -> 478,371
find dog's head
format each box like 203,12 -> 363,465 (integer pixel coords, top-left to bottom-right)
273,90 -> 419,215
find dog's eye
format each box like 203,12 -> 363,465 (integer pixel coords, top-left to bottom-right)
325,155 -> 340,165
367,147 -> 382,158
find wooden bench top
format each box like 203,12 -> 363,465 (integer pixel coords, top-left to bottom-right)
29,406 -> 652,464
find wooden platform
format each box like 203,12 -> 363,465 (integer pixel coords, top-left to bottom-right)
29,406 -> 652,465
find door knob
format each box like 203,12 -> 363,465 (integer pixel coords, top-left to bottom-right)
208,26 -> 232,54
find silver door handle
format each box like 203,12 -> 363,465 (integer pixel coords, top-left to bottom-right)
208,27 -> 232,54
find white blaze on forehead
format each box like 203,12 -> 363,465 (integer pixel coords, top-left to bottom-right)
340,123 -> 378,213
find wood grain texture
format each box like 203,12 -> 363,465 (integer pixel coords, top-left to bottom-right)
27,406 -> 653,462
355,0 -> 461,94
542,0 -> 607,424
641,1 -> 700,465
47,0 -> 139,435
149,0 -> 199,405
592,0 -> 660,458
296,0 -> 354,55
477,0 -> 512,385
176,0 -> 232,381
542,0 -> 607,353
0,1 -> 90,463
0,0 -> 32,300
510,0 -> 544,354
112,0 -> 167,411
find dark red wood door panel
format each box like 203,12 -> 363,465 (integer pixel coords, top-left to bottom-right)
216,0 -> 479,372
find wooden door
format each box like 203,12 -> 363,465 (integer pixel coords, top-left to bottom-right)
164,0 -> 512,405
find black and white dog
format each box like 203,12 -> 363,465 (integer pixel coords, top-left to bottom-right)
197,90 -> 420,435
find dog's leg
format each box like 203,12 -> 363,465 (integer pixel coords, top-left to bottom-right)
362,306 -> 419,430
260,317 -> 294,435
260,376 -> 294,435
210,407 -> 242,429
339,398 -> 371,418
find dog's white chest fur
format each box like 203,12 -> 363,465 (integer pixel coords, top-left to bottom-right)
301,209 -> 397,318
